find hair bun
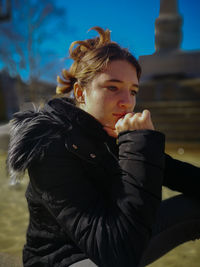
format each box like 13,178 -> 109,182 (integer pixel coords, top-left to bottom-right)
69,26 -> 112,62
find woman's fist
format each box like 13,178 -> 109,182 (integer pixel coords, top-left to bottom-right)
115,109 -> 154,134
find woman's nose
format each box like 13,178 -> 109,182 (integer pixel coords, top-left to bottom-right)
118,91 -> 135,109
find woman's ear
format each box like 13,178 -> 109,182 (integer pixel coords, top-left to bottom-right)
74,82 -> 85,104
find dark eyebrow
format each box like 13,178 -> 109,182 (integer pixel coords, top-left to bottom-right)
105,79 -> 139,88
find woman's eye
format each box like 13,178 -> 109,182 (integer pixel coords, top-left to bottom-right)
130,90 -> 137,96
107,86 -> 118,91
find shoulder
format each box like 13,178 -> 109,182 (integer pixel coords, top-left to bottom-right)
7,97 -> 111,177
7,106 -> 69,175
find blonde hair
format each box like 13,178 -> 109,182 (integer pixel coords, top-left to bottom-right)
56,26 -> 141,96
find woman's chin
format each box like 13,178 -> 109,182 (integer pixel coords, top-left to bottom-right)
103,126 -> 117,138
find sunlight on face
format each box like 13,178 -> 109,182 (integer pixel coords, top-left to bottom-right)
82,60 -> 139,130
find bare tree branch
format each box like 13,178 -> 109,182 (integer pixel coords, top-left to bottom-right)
0,0 -> 69,84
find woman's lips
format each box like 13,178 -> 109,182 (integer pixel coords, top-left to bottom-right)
112,113 -> 127,119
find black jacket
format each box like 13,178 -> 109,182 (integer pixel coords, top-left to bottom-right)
7,98 -> 200,267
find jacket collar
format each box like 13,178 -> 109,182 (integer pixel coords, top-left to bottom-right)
7,97 -> 118,178
45,97 -> 113,143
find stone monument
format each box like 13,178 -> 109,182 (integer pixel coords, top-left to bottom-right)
138,0 -> 200,142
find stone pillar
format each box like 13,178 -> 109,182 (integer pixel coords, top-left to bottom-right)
155,0 -> 183,52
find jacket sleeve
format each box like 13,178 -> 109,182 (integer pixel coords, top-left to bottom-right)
29,130 -> 165,267
163,153 -> 200,197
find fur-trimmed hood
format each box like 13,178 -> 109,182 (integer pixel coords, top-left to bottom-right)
7,97 -> 108,182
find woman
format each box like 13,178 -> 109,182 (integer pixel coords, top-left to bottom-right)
7,27 -> 200,267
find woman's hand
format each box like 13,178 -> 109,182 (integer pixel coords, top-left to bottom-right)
103,110 -> 154,138
116,109 -> 154,133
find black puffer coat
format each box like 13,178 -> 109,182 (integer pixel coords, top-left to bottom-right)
7,98 -> 200,267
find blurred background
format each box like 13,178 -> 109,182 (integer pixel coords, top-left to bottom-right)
0,0 -> 200,266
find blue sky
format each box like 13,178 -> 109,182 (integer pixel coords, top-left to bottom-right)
57,0 -> 200,60
1,0 -> 200,82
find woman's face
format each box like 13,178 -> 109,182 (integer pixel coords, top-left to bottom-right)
82,60 -> 139,131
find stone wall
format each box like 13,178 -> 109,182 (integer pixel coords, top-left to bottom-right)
136,77 -> 200,142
